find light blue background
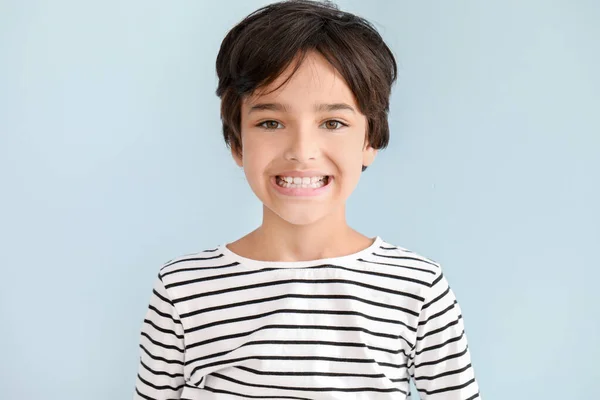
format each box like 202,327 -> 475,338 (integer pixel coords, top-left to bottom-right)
1,1 -> 598,399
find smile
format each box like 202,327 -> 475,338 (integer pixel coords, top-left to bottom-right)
271,175 -> 333,197
276,175 -> 329,189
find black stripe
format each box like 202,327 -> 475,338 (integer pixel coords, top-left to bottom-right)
180,293 -> 420,319
185,323 -> 412,352
417,315 -> 463,341
185,308 -> 407,334
140,360 -> 184,378
418,377 -> 476,395
210,372 -> 408,394
370,253 -> 439,268
163,248 -> 219,264
235,366 -> 386,378
165,266 -> 284,289
190,354 -> 407,377
152,288 -> 175,308
416,331 -> 465,355
418,300 -> 457,326
137,373 -> 183,391
188,339 -> 410,365
172,278 -> 424,304
235,365 -> 411,384
162,261 -> 240,278
148,304 -> 181,325
165,262 -> 431,291
414,363 -> 472,381
140,332 -> 184,353
191,376 -> 204,387
358,258 -> 437,275
160,253 -> 225,271
235,364 -> 386,378
413,346 -> 469,368
134,387 -> 180,400
139,344 -> 184,365
430,272 -> 444,288
202,384 -> 312,400
143,319 -> 184,340
421,286 -> 450,310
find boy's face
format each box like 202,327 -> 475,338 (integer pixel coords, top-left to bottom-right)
234,51 -> 376,226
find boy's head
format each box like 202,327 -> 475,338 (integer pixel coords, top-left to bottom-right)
215,0 -> 397,225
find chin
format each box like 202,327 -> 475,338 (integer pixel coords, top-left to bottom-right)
270,206 -> 330,226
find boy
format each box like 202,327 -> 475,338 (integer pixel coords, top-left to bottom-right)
134,1 -> 481,399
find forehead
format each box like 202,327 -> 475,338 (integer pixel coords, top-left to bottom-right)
243,52 -> 358,110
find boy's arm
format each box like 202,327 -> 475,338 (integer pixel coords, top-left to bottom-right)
408,269 -> 481,399
134,273 -> 185,400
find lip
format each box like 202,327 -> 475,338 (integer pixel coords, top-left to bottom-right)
270,174 -> 334,197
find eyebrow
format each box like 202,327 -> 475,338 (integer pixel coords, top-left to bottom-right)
247,102 -> 356,115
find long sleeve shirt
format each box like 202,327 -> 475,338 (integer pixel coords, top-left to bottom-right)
134,236 -> 481,399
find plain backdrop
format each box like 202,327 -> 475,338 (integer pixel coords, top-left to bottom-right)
1,0 -> 599,399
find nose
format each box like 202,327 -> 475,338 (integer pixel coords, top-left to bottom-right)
283,126 -> 320,162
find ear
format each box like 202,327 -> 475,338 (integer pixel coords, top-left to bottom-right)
362,144 -> 377,167
231,145 -> 243,167
362,123 -> 377,167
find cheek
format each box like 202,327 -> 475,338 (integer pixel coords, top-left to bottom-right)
241,137 -> 273,177
330,138 -> 366,172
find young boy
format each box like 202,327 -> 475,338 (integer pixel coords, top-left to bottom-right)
134,1 -> 480,399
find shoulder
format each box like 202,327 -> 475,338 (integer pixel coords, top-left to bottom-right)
362,238 -> 443,287
157,244 -> 230,283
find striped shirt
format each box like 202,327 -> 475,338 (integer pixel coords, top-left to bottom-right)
134,236 -> 480,399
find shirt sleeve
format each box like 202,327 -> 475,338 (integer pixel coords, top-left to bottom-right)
134,273 -> 186,400
408,269 -> 481,399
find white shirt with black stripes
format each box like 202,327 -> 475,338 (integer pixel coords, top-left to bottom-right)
134,236 -> 481,399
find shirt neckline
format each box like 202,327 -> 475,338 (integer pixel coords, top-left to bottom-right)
220,236 -> 383,269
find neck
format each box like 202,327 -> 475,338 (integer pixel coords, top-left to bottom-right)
243,204 -> 372,262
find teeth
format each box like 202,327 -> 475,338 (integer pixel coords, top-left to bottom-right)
279,176 -> 325,183
276,175 -> 329,189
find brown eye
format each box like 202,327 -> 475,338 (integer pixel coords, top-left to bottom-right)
323,120 -> 346,130
259,120 -> 281,129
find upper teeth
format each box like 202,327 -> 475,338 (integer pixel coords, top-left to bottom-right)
279,176 -> 325,184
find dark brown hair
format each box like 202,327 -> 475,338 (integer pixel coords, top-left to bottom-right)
215,0 -> 397,171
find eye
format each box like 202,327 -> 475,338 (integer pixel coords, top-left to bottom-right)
321,120 -> 348,130
257,119 -> 348,130
257,120 -> 283,130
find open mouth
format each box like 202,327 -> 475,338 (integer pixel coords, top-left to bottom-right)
275,175 -> 331,189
